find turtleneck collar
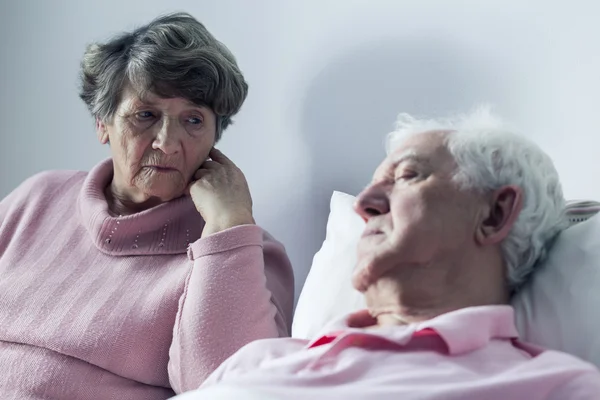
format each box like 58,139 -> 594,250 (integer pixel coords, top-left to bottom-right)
78,158 -> 204,256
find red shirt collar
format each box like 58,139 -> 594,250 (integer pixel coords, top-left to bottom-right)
307,305 -> 518,355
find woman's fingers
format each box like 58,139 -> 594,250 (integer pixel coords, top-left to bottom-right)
198,160 -> 220,170
208,148 -> 234,165
193,168 -> 210,180
188,150 -> 254,237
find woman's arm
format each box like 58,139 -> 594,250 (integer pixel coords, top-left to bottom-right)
168,224 -> 294,393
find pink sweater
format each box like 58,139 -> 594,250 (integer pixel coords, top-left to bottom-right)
0,159 -> 295,399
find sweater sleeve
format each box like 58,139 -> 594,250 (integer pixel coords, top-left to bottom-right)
168,224 -> 295,393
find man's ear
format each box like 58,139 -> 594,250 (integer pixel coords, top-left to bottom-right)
476,185 -> 523,245
96,118 -> 109,144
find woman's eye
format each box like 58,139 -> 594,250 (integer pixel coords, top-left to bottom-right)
187,117 -> 203,125
135,111 -> 156,120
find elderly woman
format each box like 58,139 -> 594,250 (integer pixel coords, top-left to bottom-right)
0,12 -> 293,399
175,110 -> 600,400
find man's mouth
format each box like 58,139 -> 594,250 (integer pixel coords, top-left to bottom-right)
361,228 -> 383,238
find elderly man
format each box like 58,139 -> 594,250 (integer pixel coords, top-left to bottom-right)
174,110 -> 600,399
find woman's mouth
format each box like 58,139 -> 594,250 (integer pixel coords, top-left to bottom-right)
145,166 -> 177,173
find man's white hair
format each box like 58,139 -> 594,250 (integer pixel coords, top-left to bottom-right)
386,107 -> 567,291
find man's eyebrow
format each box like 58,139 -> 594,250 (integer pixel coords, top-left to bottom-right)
390,151 -> 430,167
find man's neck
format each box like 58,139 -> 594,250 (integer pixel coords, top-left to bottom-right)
363,257 -> 510,327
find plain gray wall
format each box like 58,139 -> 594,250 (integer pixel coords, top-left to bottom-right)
2,0 -> 600,301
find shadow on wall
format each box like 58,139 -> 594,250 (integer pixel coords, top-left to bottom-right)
291,38 -> 510,295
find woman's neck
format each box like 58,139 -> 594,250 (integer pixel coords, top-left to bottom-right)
104,181 -> 162,216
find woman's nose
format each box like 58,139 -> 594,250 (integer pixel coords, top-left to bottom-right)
152,118 -> 182,155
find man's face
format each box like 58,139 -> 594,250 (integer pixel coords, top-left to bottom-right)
353,131 -> 484,292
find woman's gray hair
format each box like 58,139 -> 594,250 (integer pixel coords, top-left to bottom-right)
386,107 -> 568,292
79,12 -> 248,140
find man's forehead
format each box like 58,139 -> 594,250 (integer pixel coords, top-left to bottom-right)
389,131 -> 448,160
376,131 -> 454,173
396,129 -> 450,149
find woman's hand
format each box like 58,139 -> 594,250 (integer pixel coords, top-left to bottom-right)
188,148 -> 255,238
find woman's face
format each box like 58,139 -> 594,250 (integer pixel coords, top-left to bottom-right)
97,89 -> 216,204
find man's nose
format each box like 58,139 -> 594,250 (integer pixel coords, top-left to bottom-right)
353,184 -> 390,222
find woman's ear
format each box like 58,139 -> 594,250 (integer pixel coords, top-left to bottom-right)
96,118 -> 109,144
475,185 -> 523,245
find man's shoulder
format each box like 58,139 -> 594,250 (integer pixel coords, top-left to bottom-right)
533,347 -> 599,373
513,343 -> 600,396
548,371 -> 600,399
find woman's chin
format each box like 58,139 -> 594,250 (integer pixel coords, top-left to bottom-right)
142,184 -> 186,204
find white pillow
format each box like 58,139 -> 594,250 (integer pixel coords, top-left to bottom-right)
292,192 -> 366,339
512,215 -> 600,366
292,191 -> 600,369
